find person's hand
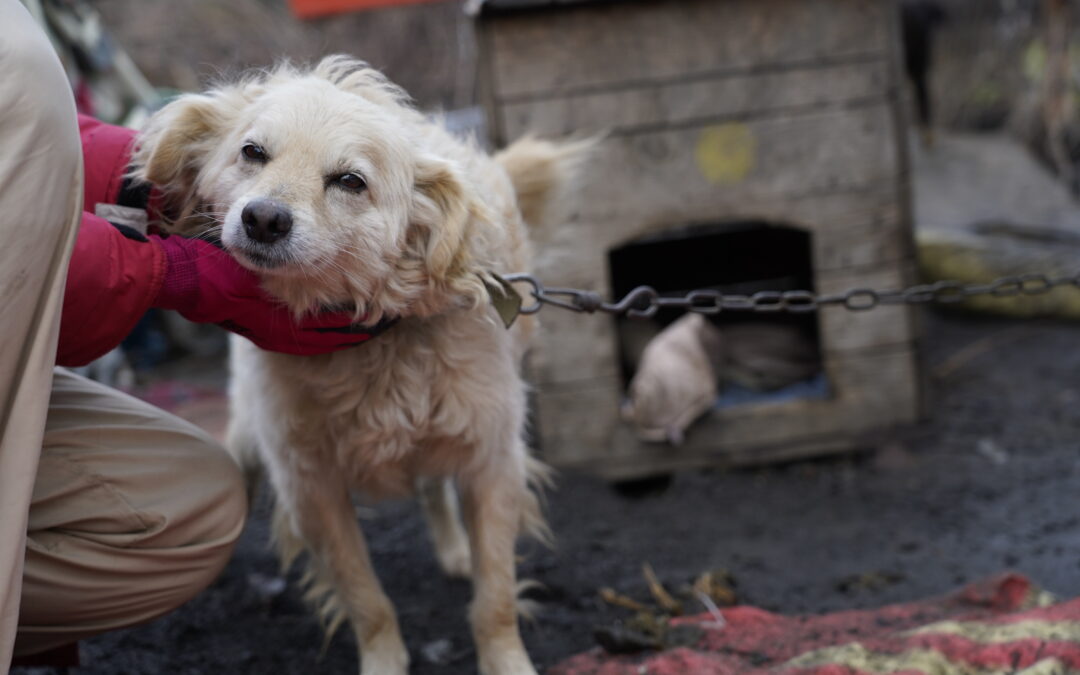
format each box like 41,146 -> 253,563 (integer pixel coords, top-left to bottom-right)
152,234 -> 385,355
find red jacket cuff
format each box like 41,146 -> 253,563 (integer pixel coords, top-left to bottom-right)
56,214 -> 167,367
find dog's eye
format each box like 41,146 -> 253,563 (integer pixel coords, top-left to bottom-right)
241,144 -> 268,162
335,173 -> 366,192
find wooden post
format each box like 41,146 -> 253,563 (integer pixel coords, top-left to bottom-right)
1042,0 -> 1074,190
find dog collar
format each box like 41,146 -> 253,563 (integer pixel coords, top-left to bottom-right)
310,315 -> 399,343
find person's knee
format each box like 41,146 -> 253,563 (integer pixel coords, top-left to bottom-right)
106,422 -> 247,588
180,438 -> 248,551
138,437 -> 248,608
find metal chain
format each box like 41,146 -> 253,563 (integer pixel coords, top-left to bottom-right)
501,272 -> 1080,319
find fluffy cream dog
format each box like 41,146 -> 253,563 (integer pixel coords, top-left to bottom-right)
131,56 -> 588,675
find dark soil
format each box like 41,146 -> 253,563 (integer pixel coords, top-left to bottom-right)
16,310 -> 1080,674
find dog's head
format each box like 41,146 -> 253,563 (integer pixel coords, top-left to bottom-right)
132,56 -> 488,321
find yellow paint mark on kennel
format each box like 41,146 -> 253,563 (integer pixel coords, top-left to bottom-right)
696,123 -> 756,184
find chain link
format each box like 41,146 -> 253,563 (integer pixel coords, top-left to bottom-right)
501,272 -> 1080,318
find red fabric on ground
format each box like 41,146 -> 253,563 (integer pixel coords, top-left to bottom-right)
288,0 -> 441,19
551,574 -> 1078,675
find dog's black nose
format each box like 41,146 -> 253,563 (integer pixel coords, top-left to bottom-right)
241,199 -> 293,244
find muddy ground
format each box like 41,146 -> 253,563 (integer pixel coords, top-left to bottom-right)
16,309 -> 1080,674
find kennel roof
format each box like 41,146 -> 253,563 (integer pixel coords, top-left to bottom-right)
467,0 -> 632,15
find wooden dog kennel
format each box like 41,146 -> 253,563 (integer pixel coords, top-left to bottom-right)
474,0 -> 921,479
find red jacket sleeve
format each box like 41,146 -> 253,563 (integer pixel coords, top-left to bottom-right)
78,113 -> 135,209
57,214 -> 166,367
56,117 -> 166,367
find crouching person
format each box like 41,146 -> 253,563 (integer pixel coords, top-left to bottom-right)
0,1 -> 370,669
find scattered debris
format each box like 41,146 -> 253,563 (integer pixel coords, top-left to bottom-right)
976,437 -> 1009,465
688,568 -> 738,609
246,572 -> 287,602
642,563 -> 683,615
594,566 -> 736,655
593,611 -> 704,655
420,638 -> 454,665
593,621 -> 662,655
693,590 -> 727,630
599,587 -> 648,612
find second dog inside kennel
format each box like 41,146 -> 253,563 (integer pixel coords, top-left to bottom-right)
611,222 -> 829,429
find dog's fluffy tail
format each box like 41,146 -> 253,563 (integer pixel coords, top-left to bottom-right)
495,135 -> 596,228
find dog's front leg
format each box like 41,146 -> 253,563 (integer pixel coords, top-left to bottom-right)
460,441 -> 537,675
269,463 -> 409,675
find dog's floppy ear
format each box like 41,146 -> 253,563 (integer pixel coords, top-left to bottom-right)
134,94 -> 222,188
131,87 -> 254,224
408,156 -> 485,293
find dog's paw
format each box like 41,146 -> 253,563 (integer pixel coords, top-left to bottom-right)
359,624 -> 409,675
478,649 -> 538,675
436,543 -> 472,579
359,641 -> 409,675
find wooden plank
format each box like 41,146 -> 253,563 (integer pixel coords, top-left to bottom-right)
816,262 -> 921,353
535,345 -> 920,470
681,347 -> 918,443
486,0 -> 892,100
532,190 -> 907,289
813,216 -> 912,272
528,185 -> 906,301
538,195 -> 908,277
569,434 -> 861,481
498,60 -> 891,140
570,104 -> 901,224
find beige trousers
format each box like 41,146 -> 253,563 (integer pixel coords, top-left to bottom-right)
0,1 -> 246,669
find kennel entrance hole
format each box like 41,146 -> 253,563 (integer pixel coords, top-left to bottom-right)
607,221 -> 827,408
